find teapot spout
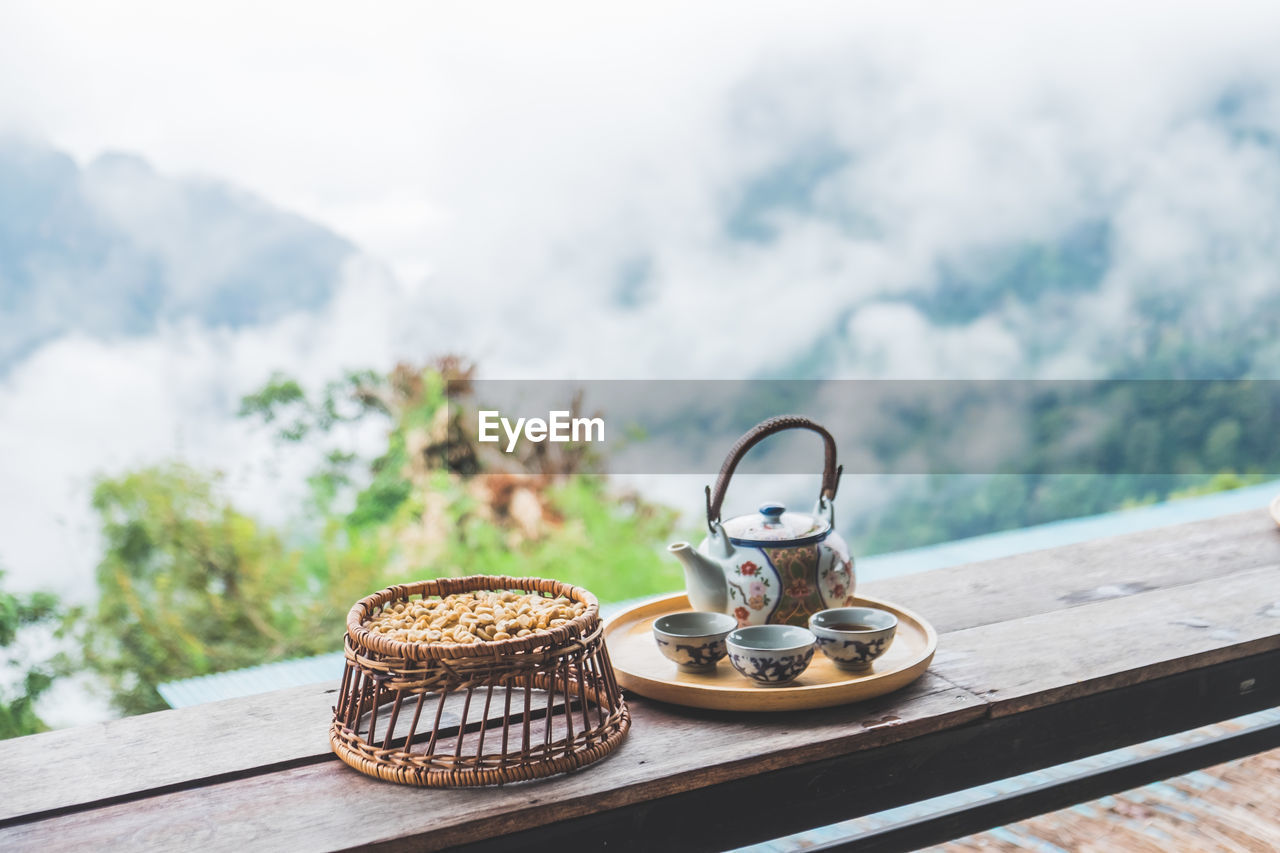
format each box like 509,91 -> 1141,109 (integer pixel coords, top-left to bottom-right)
668,542 -> 729,614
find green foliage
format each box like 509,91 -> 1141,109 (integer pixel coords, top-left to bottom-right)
850,379 -> 1280,553
1167,471 -> 1269,500
78,361 -> 680,715
348,429 -> 413,529
853,470 -> 1275,555
238,369 -> 388,444
237,372 -> 308,439
0,570 -> 61,739
276,361 -> 682,600
424,477 -> 683,601
77,465 -> 355,715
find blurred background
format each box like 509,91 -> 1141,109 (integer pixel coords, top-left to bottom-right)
3,1 -> 1280,735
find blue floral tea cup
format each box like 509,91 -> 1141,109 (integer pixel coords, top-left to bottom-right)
653,611 -> 738,671
809,606 -> 897,671
725,624 -> 816,686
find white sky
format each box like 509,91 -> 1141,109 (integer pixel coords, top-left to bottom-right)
2,1 -> 815,283
4,1 -> 1277,289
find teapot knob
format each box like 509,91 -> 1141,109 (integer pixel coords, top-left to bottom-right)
758,503 -> 786,524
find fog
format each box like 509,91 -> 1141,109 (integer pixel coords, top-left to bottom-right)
3,1 -> 1280,593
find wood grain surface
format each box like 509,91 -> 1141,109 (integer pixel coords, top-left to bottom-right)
930,563 -> 1280,716
1,508 -> 1277,852
0,675 -> 982,852
862,509 -> 1280,633
0,682 -> 493,824
0,683 -> 339,823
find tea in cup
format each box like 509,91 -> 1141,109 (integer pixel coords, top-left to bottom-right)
809,607 -> 897,671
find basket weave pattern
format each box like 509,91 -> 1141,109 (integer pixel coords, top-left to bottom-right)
330,575 -> 630,786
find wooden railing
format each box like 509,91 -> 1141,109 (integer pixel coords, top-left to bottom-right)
1,509 -> 1278,852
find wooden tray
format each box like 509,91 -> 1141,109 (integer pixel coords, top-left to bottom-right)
604,592 -> 936,712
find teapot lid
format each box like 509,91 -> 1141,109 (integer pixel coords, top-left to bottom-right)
721,502 -> 831,547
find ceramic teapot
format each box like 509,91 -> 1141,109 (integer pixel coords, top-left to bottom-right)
668,416 -> 855,628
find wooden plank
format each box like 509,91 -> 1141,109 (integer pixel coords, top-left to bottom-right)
0,674 -> 984,852
3,509 -> 1276,849
931,562 -> 1280,716
0,682 -> 561,824
862,509 -> 1280,634
0,682 -> 340,824
451,649 -> 1280,853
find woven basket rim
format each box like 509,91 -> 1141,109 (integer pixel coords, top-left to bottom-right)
346,574 -> 601,661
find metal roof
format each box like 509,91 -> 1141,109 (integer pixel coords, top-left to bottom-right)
157,652 -> 346,709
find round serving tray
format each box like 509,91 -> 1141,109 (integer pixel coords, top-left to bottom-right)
604,592 -> 936,712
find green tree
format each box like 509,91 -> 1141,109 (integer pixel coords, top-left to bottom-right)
78,360 -> 681,716
0,570 -> 61,739
76,465 -> 348,715
240,359 -> 682,598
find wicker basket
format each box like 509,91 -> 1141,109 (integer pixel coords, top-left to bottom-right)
329,575 -> 630,786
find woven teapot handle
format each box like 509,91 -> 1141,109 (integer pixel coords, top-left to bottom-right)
705,415 -> 842,531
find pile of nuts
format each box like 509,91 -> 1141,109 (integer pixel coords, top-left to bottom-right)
363,590 -> 588,644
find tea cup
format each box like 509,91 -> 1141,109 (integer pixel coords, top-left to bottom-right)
725,624 -> 816,686
809,607 -> 897,671
653,611 -> 737,671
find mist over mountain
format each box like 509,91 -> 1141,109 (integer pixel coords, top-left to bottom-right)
387,53 -> 1280,382
5,5 -> 1280,600
799,78 -> 1280,381
7,70 -> 1280,387
0,140 -> 394,596
0,137 -> 353,370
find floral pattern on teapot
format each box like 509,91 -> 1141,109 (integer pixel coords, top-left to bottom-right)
724,536 -> 855,628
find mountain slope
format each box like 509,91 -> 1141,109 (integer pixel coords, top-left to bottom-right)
0,138 -> 354,370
